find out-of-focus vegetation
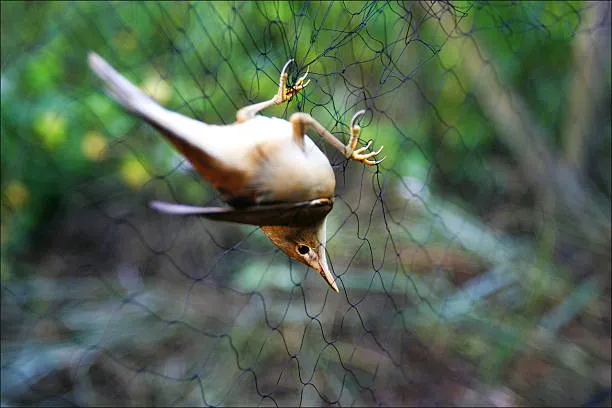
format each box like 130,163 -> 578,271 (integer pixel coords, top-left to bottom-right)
1,1 -> 610,406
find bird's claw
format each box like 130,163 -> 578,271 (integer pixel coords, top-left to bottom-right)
294,66 -> 311,89
350,109 -> 366,129
348,110 -> 384,166
275,59 -> 310,103
352,143 -> 385,165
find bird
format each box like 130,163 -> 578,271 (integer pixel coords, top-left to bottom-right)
88,52 -> 384,293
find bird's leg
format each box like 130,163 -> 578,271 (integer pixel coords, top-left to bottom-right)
289,110 -> 385,165
235,59 -> 310,123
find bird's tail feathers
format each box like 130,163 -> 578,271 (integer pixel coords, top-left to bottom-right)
88,52 -> 164,119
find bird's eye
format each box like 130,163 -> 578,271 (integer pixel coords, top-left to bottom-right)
297,245 -> 310,255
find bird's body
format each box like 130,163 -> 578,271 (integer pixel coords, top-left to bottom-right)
173,115 -> 336,206
89,53 -> 334,206
88,52 -> 383,293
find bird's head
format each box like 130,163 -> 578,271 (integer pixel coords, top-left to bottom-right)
260,218 -> 338,292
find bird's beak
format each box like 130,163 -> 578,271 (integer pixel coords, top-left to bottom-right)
315,244 -> 339,293
259,217 -> 339,293
315,219 -> 339,293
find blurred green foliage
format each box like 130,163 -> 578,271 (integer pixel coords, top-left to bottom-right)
3,1 -> 602,261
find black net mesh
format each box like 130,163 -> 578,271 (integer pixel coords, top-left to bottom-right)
2,2 -> 611,406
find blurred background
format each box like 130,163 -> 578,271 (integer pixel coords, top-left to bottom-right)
1,1 -> 610,406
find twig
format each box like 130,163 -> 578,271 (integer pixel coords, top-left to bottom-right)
427,2 -> 610,251
562,2 -> 610,174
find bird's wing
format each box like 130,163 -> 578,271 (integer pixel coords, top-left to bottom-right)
88,52 -> 213,145
88,52 -> 257,200
149,198 -> 333,226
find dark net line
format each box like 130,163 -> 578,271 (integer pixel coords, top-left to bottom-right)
2,1 -> 610,406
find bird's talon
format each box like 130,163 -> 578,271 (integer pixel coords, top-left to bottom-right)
296,65 -> 310,84
350,109 -> 366,129
353,141 -> 372,155
373,156 -> 387,165
280,59 -> 294,77
351,141 -> 384,166
276,59 -> 309,103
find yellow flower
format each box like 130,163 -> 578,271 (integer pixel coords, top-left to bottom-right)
81,131 -> 108,161
120,157 -> 149,190
4,180 -> 29,209
114,30 -> 137,52
35,111 -> 67,149
141,73 -> 173,105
